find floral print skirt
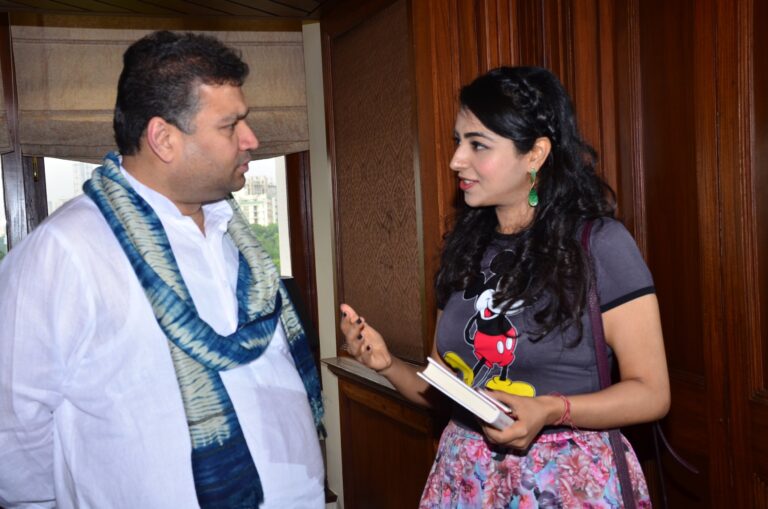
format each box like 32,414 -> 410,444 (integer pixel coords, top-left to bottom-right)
420,421 -> 651,509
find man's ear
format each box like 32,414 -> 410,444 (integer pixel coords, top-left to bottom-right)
529,137 -> 552,168
145,117 -> 178,163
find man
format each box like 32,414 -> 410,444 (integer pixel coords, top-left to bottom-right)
0,31 -> 325,509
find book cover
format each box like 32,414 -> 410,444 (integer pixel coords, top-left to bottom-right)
418,357 -> 514,430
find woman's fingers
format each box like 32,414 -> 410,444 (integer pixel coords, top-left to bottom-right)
338,304 -> 391,372
339,303 -> 368,356
339,303 -> 362,323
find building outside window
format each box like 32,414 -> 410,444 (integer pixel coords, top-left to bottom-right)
232,156 -> 292,276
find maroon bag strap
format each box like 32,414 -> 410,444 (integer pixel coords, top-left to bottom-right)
581,220 -> 637,509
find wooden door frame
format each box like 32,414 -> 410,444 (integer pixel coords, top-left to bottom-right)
285,151 -> 320,361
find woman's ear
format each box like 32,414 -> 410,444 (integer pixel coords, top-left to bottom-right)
529,137 -> 552,168
144,116 -> 177,163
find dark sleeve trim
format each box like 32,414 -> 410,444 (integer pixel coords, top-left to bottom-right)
600,286 -> 656,313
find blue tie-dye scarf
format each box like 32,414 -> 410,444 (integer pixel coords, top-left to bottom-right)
83,152 -> 325,509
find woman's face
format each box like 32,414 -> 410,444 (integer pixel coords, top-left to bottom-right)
450,109 -> 533,214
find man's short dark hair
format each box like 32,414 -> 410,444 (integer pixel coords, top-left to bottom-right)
113,31 -> 249,155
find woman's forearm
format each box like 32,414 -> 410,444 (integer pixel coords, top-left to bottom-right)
564,377 -> 670,429
377,356 -> 439,407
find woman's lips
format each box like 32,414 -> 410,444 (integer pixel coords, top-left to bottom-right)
458,178 -> 476,191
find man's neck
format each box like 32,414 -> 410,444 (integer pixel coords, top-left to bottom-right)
121,153 -> 206,234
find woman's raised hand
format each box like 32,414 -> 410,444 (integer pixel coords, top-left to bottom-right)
339,303 -> 393,374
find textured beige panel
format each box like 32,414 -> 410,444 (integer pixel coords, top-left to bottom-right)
331,0 -> 423,362
10,25 -> 307,161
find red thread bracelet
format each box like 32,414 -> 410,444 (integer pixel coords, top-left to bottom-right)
551,393 -> 573,427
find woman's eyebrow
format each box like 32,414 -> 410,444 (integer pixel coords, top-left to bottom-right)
458,131 -> 493,140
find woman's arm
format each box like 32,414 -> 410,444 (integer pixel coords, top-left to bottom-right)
482,293 -> 670,448
339,304 -> 445,407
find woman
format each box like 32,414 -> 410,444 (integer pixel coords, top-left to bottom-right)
340,66 -> 669,508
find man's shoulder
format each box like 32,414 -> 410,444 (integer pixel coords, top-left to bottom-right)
35,195 -> 109,239
3,195 -> 112,265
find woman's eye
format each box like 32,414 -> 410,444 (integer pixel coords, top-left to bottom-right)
453,136 -> 460,146
471,141 -> 487,151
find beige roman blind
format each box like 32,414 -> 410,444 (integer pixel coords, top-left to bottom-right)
9,26 -> 308,162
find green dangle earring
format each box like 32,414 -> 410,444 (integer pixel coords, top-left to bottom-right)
527,168 -> 539,207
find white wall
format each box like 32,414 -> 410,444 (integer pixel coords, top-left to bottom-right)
302,21 -> 344,508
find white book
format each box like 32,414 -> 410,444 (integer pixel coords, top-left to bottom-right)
418,357 -> 515,430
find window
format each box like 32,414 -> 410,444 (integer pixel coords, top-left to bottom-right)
233,156 -> 292,276
44,157 -> 98,215
42,156 -> 292,276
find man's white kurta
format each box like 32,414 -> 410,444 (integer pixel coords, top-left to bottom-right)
0,169 -> 324,509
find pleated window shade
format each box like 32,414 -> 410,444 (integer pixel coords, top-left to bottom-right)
7,26 -> 308,162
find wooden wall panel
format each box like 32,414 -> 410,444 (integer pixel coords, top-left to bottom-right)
611,0 -> 645,245
637,0 -> 721,505
327,0 -> 423,362
410,0 -> 469,350
321,2 -> 457,503
338,378 -> 436,508
476,0 -> 514,70
475,1 -> 619,191
753,0 -> 768,393
639,0 -> 706,376
722,0 -> 767,505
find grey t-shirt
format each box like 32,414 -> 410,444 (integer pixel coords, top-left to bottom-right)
436,218 -> 654,409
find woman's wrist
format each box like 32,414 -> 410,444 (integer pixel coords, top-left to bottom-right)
374,355 -> 395,376
548,393 -> 573,427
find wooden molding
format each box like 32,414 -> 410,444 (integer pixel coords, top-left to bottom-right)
8,12 -> 303,31
0,12 -> 26,248
286,152 -> 318,330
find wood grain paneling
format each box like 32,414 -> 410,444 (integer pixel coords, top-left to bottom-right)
338,378 -> 436,509
0,0 -> 329,19
285,151 -> 320,366
755,0 -> 768,398
327,0 -> 423,362
410,0 -> 461,351
476,0 -> 514,71
721,0 -> 767,505
639,0 -> 707,379
612,0 -> 646,244
637,0 -> 724,505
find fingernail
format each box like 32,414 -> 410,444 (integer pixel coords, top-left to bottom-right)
356,318 -> 362,324
357,334 -> 363,340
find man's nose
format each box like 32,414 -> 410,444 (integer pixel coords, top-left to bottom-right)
238,122 -> 259,151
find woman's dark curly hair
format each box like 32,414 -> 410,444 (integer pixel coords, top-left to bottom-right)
435,66 -> 615,341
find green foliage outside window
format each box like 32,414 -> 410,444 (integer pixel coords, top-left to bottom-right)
0,237 -> 6,262
250,223 -> 280,272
